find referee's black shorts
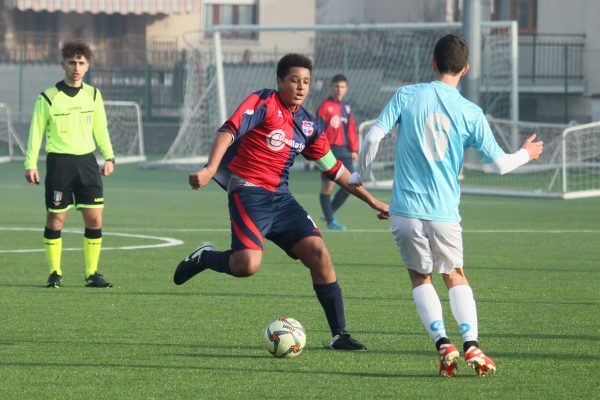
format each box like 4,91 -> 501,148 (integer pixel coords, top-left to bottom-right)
45,152 -> 104,212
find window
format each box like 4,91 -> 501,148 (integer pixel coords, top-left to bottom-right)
492,0 -> 537,33
204,1 -> 258,39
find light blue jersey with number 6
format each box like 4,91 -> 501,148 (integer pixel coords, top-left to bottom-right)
375,81 -> 503,222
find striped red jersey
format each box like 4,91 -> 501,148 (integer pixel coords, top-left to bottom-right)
316,97 -> 358,152
218,89 -> 340,192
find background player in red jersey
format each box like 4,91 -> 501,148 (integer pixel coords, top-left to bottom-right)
316,74 -> 358,230
174,53 -> 389,350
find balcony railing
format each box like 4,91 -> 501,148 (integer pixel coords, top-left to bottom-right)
519,33 -> 585,87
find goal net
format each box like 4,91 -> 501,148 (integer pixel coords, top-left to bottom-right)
104,101 -> 146,163
152,22 -> 517,168
7,100 -> 145,164
358,117 -> 600,199
0,103 -> 24,163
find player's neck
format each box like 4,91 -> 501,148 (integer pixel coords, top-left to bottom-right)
436,73 -> 461,88
63,78 -> 83,88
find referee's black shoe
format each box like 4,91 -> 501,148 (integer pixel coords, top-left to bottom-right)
173,241 -> 214,285
329,331 -> 368,351
46,271 -> 62,288
85,272 -> 113,288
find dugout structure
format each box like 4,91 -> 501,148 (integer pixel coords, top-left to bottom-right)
5,100 -> 145,164
358,118 -> 600,199
151,22 -> 518,168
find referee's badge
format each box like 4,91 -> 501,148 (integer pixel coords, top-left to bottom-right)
53,191 -> 62,206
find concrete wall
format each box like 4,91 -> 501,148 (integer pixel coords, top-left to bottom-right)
317,0 -> 452,24
537,0 -> 600,97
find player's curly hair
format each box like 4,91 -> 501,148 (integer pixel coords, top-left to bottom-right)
433,34 -> 468,74
61,40 -> 93,61
277,53 -> 312,79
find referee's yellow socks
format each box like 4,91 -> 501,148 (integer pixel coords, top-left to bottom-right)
43,227 -> 62,275
84,228 -> 103,277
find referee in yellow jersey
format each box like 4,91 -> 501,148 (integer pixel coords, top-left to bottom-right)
24,40 -> 115,288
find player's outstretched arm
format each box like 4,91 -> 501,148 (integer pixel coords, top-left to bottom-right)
335,168 -> 389,219
189,130 -> 233,190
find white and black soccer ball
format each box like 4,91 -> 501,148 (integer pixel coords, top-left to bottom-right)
264,317 -> 306,358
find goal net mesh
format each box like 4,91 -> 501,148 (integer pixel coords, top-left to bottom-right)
359,117 -> 600,198
154,22 -> 516,168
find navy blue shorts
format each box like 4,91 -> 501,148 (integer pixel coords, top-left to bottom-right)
321,145 -> 354,181
228,186 -> 322,259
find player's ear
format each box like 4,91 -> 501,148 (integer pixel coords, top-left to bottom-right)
460,63 -> 470,77
431,58 -> 438,74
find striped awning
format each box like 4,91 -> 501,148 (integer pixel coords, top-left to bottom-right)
6,0 -> 198,15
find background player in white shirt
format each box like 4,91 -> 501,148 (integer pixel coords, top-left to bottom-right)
349,34 -> 543,377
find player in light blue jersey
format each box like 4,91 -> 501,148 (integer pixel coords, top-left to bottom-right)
349,34 -> 543,377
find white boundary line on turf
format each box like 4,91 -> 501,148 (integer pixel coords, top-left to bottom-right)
74,227 -> 600,234
0,227 -> 183,253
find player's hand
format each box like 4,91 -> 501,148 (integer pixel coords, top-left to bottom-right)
522,133 -> 544,161
351,152 -> 358,163
189,167 -> 214,190
101,160 -> 115,176
372,199 -> 389,219
25,169 -> 39,184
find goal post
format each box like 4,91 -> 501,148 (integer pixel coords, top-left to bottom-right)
103,101 -> 146,164
358,117 -> 600,199
152,21 -> 517,168
0,103 -> 24,163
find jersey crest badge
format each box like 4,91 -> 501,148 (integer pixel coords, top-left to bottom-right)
302,120 -> 314,136
345,105 -> 351,114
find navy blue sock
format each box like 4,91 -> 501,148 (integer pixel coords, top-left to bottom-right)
319,193 -> 334,223
200,250 -> 233,275
313,281 -> 346,336
331,189 -> 350,213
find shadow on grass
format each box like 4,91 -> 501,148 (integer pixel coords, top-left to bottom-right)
0,360 -> 434,379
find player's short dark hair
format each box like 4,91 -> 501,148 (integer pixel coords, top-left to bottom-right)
277,53 -> 312,79
433,34 -> 468,74
61,40 -> 93,61
331,74 -> 348,84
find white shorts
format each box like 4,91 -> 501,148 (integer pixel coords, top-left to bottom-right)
391,215 -> 463,274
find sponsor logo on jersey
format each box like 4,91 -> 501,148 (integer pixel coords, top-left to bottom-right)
266,129 -> 305,152
302,120 -> 314,136
330,115 -> 341,129
277,110 -> 283,118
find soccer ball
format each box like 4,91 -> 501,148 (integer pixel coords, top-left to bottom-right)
264,317 -> 306,358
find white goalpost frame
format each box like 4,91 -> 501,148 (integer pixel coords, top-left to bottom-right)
6,100 -> 145,164
561,121 -> 600,199
0,103 -> 25,163
103,100 -> 146,164
156,21 -> 518,169
358,117 -> 600,199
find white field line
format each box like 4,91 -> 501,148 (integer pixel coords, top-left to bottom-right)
0,227 -> 183,253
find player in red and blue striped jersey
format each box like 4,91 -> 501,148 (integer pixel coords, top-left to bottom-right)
316,74 -> 359,230
174,53 -> 389,351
